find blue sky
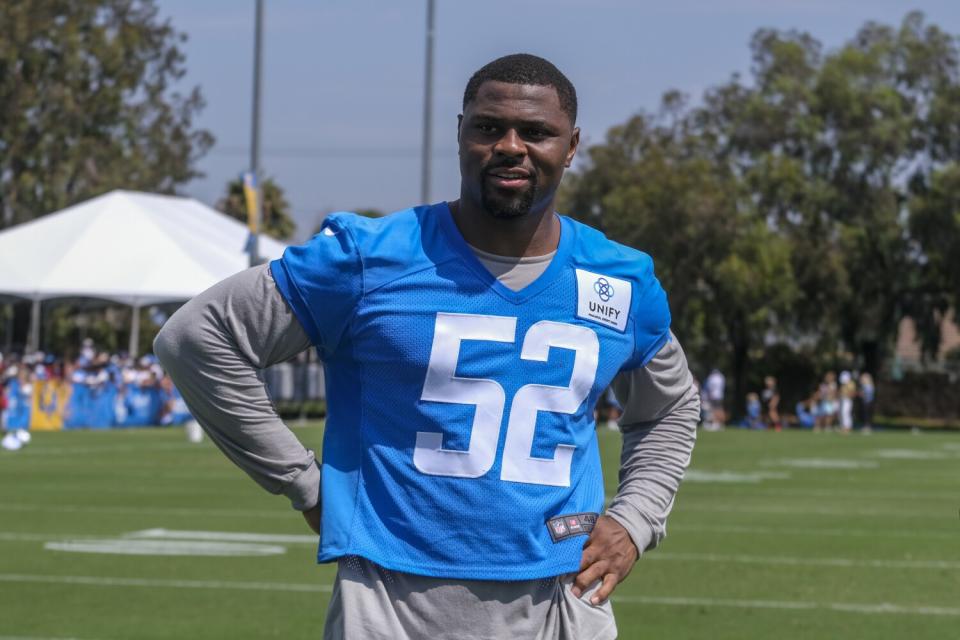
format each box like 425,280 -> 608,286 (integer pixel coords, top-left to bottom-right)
157,1 -> 960,240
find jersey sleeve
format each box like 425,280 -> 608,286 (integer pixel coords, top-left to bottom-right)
622,254 -> 672,371
269,215 -> 363,359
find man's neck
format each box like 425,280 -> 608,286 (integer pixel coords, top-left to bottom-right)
447,199 -> 560,258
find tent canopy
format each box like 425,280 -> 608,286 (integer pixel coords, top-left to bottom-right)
0,190 -> 288,305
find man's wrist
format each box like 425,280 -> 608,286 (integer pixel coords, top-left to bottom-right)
604,506 -> 654,558
282,460 -> 322,511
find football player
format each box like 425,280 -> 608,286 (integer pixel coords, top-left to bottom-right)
155,53 -> 699,640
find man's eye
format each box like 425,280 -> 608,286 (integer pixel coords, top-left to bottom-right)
477,124 -> 498,134
524,129 -> 549,140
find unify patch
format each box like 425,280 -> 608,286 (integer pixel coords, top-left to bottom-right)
575,269 -> 631,332
546,512 -> 598,542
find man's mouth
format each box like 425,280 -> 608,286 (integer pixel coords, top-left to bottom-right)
485,168 -> 532,189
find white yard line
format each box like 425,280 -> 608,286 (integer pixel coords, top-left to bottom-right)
127,528 -> 317,544
612,595 -> 960,617
0,573 -> 332,593
721,487 -> 958,502
8,443 -> 197,456
0,636 -> 90,640
0,502 -> 287,519
681,502 -> 947,518
1,573 -> 956,617
650,552 -> 960,570
0,529 -> 317,545
671,523 -> 959,540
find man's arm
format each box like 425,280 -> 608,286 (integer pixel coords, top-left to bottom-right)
153,264 -> 321,513
573,335 -> 699,603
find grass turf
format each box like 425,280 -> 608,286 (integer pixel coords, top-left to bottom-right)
0,426 -> 957,639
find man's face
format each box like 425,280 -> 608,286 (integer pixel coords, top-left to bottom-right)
458,81 -> 579,219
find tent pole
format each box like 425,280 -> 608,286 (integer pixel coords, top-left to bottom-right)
28,297 -> 41,354
129,302 -> 141,358
2,302 -> 12,354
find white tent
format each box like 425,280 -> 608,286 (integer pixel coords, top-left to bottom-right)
0,189 -> 288,354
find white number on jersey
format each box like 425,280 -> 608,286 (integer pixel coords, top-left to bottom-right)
414,313 -> 599,487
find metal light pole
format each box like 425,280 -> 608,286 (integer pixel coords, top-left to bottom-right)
420,0 -> 435,205
249,0 -> 264,266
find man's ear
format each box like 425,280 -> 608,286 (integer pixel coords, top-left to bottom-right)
565,127 -> 580,168
457,114 -> 463,143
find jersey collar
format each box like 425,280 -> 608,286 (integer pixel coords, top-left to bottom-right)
434,201 -> 574,304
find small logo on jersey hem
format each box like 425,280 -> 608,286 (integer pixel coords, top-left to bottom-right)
546,512 -> 599,542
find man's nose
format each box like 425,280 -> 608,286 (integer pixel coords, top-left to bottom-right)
494,128 -> 525,157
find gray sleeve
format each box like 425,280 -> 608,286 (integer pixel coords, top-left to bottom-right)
153,264 -> 321,511
604,334 -> 699,554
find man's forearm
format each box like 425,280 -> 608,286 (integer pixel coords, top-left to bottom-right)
604,336 -> 699,553
153,265 -> 321,511
604,385 -> 699,553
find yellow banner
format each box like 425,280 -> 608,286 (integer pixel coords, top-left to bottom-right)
30,380 -> 70,431
243,172 -> 259,233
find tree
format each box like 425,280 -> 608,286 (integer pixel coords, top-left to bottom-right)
217,176 -> 296,240
0,0 -> 213,229
561,94 -> 797,409
562,12 -> 960,411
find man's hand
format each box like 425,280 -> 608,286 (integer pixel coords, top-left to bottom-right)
301,505 -> 321,535
571,515 -> 639,604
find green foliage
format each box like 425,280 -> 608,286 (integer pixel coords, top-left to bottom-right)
217,177 -> 296,240
561,11 -> 960,411
0,0 -> 213,229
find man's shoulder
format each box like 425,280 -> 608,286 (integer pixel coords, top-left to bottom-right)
322,206 -> 425,240
320,205 -> 447,291
562,215 -> 657,285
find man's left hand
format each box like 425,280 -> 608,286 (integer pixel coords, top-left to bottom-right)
571,515 -> 639,604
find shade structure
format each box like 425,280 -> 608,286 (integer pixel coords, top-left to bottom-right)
0,189 -> 287,305
0,190 -> 288,354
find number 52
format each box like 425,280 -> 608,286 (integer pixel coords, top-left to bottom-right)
414,312 -> 599,487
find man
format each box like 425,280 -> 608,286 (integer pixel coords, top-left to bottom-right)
155,54 -> 698,640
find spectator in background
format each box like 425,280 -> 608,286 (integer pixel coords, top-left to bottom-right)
744,392 -> 763,429
795,396 -> 816,429
815,371 -> 838,432
761,375 -> 781,431
1,360 -> 32,450
705,368 -> 726,430
859,372 -> 875,434
839,370 -> 856,434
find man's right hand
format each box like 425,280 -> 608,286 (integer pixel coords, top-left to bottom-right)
302,505 -> 321,535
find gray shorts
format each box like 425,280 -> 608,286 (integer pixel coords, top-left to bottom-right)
323,556 -> 617,640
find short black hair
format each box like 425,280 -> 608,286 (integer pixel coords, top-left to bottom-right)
463,53 -> 578,124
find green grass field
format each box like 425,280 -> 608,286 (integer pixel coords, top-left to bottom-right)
1,426 -> 958,639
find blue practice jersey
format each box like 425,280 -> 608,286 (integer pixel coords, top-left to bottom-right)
271,203 -> 670,580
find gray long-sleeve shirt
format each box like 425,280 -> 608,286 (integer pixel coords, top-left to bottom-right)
154,262 -> 698,640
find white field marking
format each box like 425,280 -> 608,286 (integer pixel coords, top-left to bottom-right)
0,636 -> 90,640
127,528 -> 317,544
671,523 -> 960,540
0,573 -> 331,593
0,532 -> 99,543
611,594 -> 960,617
9,443 -> 197,456
763,458 -> 879,469
2,573 -> 957,617
44,539 -> 287,556
871,448 -> 952,460
718,487 -> 958,502
683,470 -> 791,483
943,443 -> 960,451
682,502 -> 945,518
650,552 -> 960,571
0,502 -> 287,519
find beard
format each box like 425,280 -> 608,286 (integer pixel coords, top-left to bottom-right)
480,171 -> 538,219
